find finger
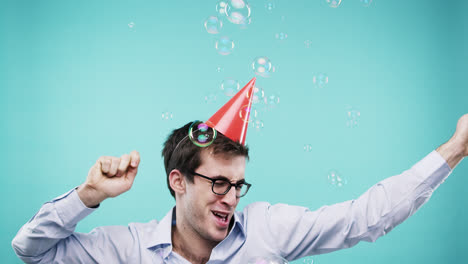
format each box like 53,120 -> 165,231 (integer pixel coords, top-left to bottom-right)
130,150 -> 140,168
99,156 -> 112,174
126,165 -> 138,183
108,157 -> 120,176
117,154 -> 131,177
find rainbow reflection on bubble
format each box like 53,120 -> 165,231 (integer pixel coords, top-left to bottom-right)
204,16 -> 222,34
216,36 -> 235,55
327,170 -> 347,187
239,104 -> 258,123
188,122 -> 217,147
225,0 -> 251,25
326,0 -> 341,8
252,57 -> 275,78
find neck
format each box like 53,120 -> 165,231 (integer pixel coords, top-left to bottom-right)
171,208 -> 218,264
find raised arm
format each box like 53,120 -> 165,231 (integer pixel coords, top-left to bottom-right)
12,151 -> 140,263
255,114 -> 467,261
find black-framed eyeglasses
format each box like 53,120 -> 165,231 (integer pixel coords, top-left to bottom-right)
191,171 -> 251,198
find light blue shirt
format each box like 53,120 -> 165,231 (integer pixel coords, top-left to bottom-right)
12,151 -> 452,264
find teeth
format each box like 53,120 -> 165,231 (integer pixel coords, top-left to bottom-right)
213,211 -> 228,221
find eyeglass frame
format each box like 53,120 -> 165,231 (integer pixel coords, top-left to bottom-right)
190,171 -> 252,198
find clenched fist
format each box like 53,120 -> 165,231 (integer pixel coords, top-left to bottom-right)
77,150 -> 140,207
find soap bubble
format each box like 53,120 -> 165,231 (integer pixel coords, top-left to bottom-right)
251,119 -> 264,130
215,36 -> 235,55
313,73 -> 329,88
247,255 -> 288,264
251,86 -> 266,105
252,57 -> 275,78
304,144 -> 313,152
204,16 -> 222,34
346,107 -> 361,128
252,56 -> 275,78
216,1 -> 228,16
360,0 -> 373,7
161,112 -> 173,120
204,92 -> 218,104
151,248 -> 166,264
225,0 -> 251,25
300,256 -> 315,263
239,105 -> 258,123
275,32 -> 288,40
128,22 -> 135,28
189,122 -> 217,147
265,1 -> 276,12
325,0 -> 341,8
221,79 -> 240,97
327,170 -> 347,187
304,40 -> 312,48
266,94 -> 280,109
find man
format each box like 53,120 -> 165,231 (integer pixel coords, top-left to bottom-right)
12,78 -> 468,263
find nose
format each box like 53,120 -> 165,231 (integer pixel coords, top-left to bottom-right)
220,186 -> 238,206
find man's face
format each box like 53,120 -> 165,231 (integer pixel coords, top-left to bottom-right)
182,150 -> 246,244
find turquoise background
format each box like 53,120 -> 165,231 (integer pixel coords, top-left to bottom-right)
1,0 -> 467,263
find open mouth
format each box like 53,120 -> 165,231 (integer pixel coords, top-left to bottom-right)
212,211 -> 228,224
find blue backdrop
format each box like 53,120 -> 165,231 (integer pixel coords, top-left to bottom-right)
1,0 -> 467,263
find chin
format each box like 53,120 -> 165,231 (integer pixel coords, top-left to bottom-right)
209,229 -> 228,242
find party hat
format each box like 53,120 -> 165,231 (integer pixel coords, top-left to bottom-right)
206,77 -> 256,145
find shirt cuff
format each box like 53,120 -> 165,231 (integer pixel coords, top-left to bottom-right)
53,188 -> 97,228
413,150 -> 452,190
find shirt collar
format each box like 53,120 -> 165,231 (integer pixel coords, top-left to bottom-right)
144,206 -> 246,250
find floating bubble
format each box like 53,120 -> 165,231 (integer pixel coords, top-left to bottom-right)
313,73 -> 329,88
225,0 -> 251,25
360,0 -> 373,7
239,16 -> 252,29
265,1 -> 276,12
304,40 -> 312,48
215,36 -> 235,55
151,248 -> 166,264
346,107 -> 361,128
251,86 -> 266,105
221,79 -> 240,97
247,255 -> 288,264
252,57 -> 275,78
300,256 -> 314,264
204,92 -> 217,104
266,94 -> 280,108
304,144 -> 313,152
128,22 -> 135,28
239,104 -> 258,123
327,170 -> 347,187
204,16 -> 223,34
161,112 -> 173,120
251,119 -> 264,130
275,32 -> 288,40
189,122 -> 217,147
252,56 -> 275,78
216,66 -> 224,73
216,0 -> 228,16
326,0 -> 342,8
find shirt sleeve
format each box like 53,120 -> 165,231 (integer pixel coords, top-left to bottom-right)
263,150 -> 452,261
11,188 -> 137,264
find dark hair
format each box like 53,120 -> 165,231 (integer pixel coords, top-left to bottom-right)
162,121 -> 250,198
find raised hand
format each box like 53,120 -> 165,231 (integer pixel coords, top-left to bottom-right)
452,114 -> 468,157
77,150 -> 140,207
436,114 -> 468,169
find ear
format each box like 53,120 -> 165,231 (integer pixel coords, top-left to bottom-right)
169,169 -> 186,196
